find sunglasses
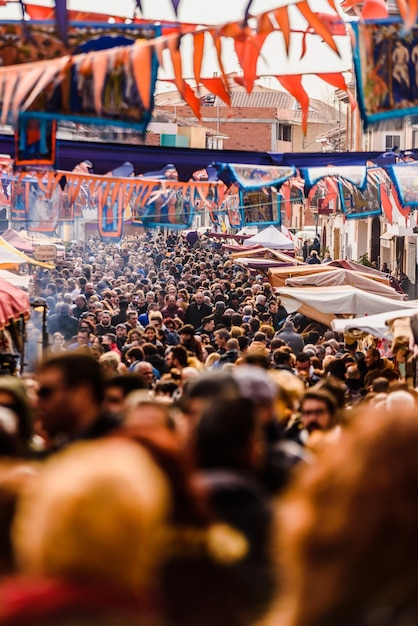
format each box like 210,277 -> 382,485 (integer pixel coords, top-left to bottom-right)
37,385 -> 61,399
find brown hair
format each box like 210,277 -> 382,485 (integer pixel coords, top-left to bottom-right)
280,407 -> 418,626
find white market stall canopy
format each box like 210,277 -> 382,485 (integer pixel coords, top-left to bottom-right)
0,271 -> 31,289
285,269 -> 404,300
332,308 -> 418,339
242,225 -> 295,251
275,285 -> 418,326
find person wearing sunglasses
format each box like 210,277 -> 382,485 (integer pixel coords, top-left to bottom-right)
36,353 -> 120,453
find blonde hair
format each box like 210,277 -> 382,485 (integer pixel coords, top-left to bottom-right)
13,439 -> 171,591
205,352 -> 221,368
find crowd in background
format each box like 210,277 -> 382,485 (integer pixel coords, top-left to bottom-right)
0,230 -> 416,625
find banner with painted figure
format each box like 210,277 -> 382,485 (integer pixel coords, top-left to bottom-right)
97,181 -> 124,240
214,163 -> 296,189
338,176 -> 382,219
223,192 -> 242,228
0,19 -> 159,66
241,188 -> 280,226
301,165 -> 368,190
142,182 -> 194,229
352,20 -> 418,128
26,179 -> 62,232
388,162 -> 418,207
11,178 -> 28,223
15,117 -> 57,167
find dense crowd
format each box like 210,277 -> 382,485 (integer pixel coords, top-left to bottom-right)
0,230 -> 416,625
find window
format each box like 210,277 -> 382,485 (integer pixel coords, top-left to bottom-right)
384,134 -> 401,150
277,124 -> 292,142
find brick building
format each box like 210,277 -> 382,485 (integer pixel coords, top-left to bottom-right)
149,83 -> 342,152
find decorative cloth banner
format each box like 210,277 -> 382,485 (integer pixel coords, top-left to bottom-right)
223,192 -> 242,229
368,167 -> 394,223
97,182 -> 124,240
142,182 -> 195,229
300,165 -> 368,190
352,20 -> 418,128
15,116 -> 57,167
0,20 -> 159,65
241,188 -> 280,226
10,178 -> 28,222
387,162 -> 418,208
11,177 -> 62,232
214,162 -> 295,189
338,174 -> 382,219
0,41 -> 159,134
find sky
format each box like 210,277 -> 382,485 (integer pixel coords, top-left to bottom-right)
2,0 -> 353,97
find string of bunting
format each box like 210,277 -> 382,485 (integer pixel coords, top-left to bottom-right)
2,157 -> 418,238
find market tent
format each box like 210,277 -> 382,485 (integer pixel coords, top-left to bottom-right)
275,285 -> 418,326
2,229 -> 65,258
0,271 -> 31,289
269,264 -> 339,288
328,259 -> 388,278
2,229 -> 36,254
269,264 -> 390,288
234,258 -> 292,271
0,277 -> 30,329
332,308 -> 418,339
242,225 -> 295,251
285,269 -> 404,300
0,238 -> 53,270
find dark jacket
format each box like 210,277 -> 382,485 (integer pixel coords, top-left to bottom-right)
183,302 -> 213,329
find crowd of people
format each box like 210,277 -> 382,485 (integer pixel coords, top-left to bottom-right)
0,230 -> 416,625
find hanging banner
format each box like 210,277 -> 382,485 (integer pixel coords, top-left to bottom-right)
387,162 -> 418,207
97,182 -> 124,240
26,179 -> 62,232
214,162 -> 295,189
0,20 -> 159,65
10,178 -> 28,223
142,183 -> 195,229
0,173 -> 12,208
223,192 -> 242,228
300,165 -> 368,190
241,188 -> 280,226
338,176 -> 382,219
15,117 -> 57,167
352,20 -> 418,128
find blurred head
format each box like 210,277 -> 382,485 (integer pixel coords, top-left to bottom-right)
13,439 -> 171,591
299,389 -> 338,433
36,354 -> 104,438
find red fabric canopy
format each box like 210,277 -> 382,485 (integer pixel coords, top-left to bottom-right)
0,277 -> 30,329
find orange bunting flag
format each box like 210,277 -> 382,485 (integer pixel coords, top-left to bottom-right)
360,0 -> 388,18
92,53 -> 109,115
273,7 -> 291,55
181,82 -> 202,119
317,72 -> 356,110
296,0 -> 340,56
279,180 -> 292,221
404,0 -> 418,34
276,74 -> 310,135
1,74 -> 18,125
131,43 -> 153,110
234,31 -> 268,94
193,31 -> 205,86
380,183 -> 393,225
200,77 -> 231,105
210,31 -> 230,94
256,11 -> 275,36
